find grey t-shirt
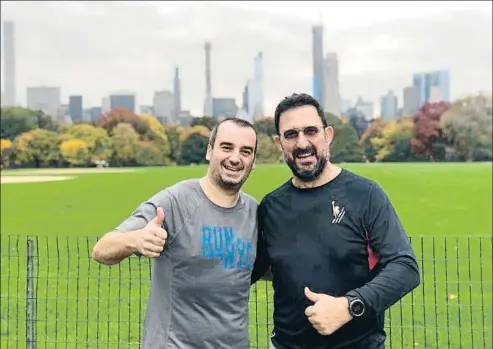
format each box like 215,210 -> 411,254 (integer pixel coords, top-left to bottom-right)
115,179 -> 258,349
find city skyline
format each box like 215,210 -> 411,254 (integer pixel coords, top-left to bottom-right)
1,1 -> 491,116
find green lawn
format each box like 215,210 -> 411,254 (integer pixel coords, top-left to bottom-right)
1,163 -> 491,349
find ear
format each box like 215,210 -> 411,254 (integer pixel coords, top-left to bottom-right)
273,135 -> 283,152
324,126 -> 334,145
205,144 -> 212,161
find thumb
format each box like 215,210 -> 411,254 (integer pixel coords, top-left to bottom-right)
304,287 -> 322,302
152,207 -> 165,226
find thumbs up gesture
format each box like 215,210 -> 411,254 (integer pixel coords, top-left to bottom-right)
135,207 -> 168,258
304,287 -> 352,336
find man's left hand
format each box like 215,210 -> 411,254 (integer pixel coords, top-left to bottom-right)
304,287 -> 353,335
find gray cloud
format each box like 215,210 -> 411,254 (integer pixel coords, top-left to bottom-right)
1,1 -> 491,115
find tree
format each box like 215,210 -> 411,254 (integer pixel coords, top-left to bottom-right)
359,118 -> 387,162
0,107 -> 60,141
178,125 -> 211,143
411,101 -> 451,161
1,139 -> 14,168
254,117 -> 277,136
441,94 -> 492,161
135,141 -> 166,166
14,129 -> 61,168
256,134 -> 281,164
330,123 -> 364,163
110,123 -> 140,166
0,107 -> 38,140
62,123 -> 113,162
95,108 -> 150,138
346,108 -> 370,139
370,117 -> 422,162
60,139 -> 91,166
34,109 -> 60,132
325,112 -> 342,127
139,113 -> 165,135
164,125 -> 183,165
179,133 -> 209,165
138,113 -> 171,164
190,116 -> 218,130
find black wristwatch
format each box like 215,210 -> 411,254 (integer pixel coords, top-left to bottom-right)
345,295 -> 365,317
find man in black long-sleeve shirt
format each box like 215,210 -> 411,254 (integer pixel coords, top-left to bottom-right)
251,93 -> 420,349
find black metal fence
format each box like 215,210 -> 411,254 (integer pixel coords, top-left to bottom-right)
1,235 -> 491,349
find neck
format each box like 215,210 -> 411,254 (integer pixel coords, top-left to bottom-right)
292,162 -> 342,189
200,176 -> 240,208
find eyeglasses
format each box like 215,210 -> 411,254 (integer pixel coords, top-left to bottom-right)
280,125 -> 325,143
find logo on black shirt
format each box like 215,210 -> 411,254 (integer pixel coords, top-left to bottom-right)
331,201 -> 346,224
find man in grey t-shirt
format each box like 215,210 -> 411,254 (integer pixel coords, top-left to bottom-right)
92,118 -> 260,349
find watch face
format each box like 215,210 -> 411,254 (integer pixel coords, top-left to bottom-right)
351,300 -> 365,316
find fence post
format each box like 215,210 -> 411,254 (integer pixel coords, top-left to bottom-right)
26,239 -> 37,349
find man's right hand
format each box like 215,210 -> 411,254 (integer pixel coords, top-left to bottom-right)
134,207 -> 168,258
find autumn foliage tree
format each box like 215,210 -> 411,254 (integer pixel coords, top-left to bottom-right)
60,139 -> 91,166
360,118 -> 387,162
1,139 -> 14,168
110,123 -> 140,165
14,129 -> 61,168
410,101 -> 451,161
61,123 -> 113,163
95,108 -> 150,137
441,94 -> 492,161
370,117 -> 422,162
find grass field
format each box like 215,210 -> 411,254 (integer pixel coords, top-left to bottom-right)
1,163 -> 491,349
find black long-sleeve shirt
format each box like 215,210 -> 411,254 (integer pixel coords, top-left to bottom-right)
251,169 -> 420,349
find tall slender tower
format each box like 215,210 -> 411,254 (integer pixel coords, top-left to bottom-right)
204,42 -> 213,116
252,52 -> 264,119
312,24 -> 324,107
3,21 -> 16,106
173,66 -> 181,122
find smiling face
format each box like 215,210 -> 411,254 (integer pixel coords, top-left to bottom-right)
274,104 -> 333,182
206,120 -> 257,193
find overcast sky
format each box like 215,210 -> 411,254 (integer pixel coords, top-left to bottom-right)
1,1 -> 492,116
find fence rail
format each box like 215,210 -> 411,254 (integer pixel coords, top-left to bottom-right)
1,235 -> 492,349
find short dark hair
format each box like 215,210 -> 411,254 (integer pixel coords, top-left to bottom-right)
273,93 -> 327,134
208,117 -> 258,154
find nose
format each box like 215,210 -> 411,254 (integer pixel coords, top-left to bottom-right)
228,151 -> 240,165
296,133 -> 310,148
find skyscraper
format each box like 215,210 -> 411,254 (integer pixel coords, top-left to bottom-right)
252,52 -> 264,119
109,94 -> 135,113
323,52 -> 341,117
242,82 -> 249,114
153,90 -> 174,123
173,66 -> 181,121
312,24 -> 325,106
69,95 -> 83,123
412,70 -> 450,107
26,86 -> 61,118
380,90 -> 398,120
402,86 -> 419,116
204,42 -> 213,116
3,21 -> 16,106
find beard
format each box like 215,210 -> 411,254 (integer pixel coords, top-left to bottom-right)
284,144 -> 328,182
211,159 -> 253,193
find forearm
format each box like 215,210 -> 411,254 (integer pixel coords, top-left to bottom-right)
347,255 -> 420,315
92,230 -> 139,265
